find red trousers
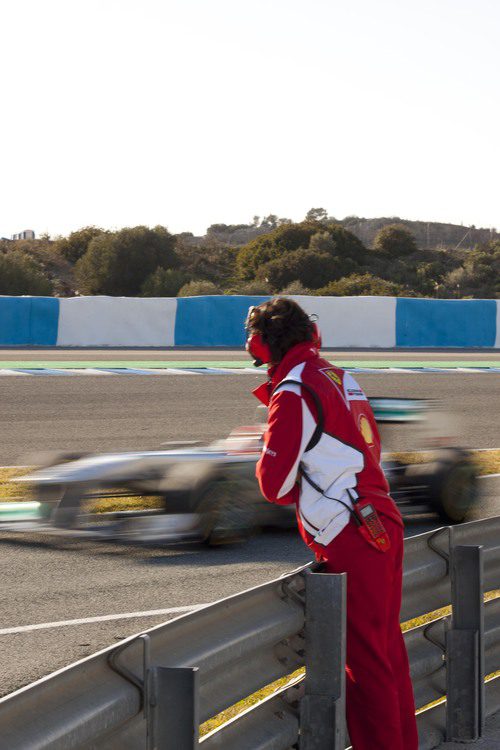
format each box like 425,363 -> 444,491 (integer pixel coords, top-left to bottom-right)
309,517 -> 418,750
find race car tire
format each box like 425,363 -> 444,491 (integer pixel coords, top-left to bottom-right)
161,489 -> 192,514
405,449 -> 478,523
195,479 -> 256,545
434,453 -> 478,523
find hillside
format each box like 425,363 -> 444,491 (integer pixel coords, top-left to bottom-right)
197,216 -> 498,250
340,217 -> 497,252
0,216 -> 498,299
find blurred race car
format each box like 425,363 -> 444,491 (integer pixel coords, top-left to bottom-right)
2,399 -> 478,544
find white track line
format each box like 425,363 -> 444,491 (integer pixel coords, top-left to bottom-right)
63,369 -> 114,376
156,368 -> 202,375
479,473 -> 500,480
0,604 -> 209,636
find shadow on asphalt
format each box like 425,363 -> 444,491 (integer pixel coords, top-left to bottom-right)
0,527 -> 309,565
0,517 -> 444,568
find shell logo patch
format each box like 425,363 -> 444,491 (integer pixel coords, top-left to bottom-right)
322,369 -> 342,386
358,414 -> 375,446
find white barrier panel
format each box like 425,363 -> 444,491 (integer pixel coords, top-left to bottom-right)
291,296 -> 397,348
57,297 -> 177,347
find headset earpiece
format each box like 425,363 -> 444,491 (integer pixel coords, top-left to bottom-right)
312,321 -> 322,349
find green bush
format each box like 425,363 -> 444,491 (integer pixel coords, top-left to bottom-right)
313,224 -> 366,260
0,250 -> 53,295
317,273 -> 402,296
439,240 -> 500,298
279,280 -> 311,295
258,250 -> 337,291
54,227 -> 107,264
373,224 -> 418,257
141,267 -> 188,297
237,221 -> 365,283
177,280 -> 222,296
226,280 -> 272,295
176,240 -> 237,285
76,225 -> 178,295
236,222 -> 320,280
1,238 -> 76,295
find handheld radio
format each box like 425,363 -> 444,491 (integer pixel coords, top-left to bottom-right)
353,501 -> 391,552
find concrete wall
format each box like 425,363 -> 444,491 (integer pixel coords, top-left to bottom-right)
0,295 -> 498,348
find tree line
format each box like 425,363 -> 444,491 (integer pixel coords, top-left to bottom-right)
0,213 -> 498,299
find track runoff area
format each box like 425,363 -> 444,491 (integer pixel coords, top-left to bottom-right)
0,348 -> 498,699
0,347 -> 499,374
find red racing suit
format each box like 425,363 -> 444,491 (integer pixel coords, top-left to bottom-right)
254,341 -> 418,750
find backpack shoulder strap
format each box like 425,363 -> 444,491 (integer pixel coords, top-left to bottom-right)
271,379 -> 324,451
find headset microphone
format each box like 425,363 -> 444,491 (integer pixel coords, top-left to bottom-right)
246,333 -> 272,367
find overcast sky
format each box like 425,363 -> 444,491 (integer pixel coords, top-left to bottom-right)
1,0 -> 498,239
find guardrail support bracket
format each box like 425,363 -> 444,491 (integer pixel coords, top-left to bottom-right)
445,544 -> 484,742
300,572 -> 346,750
146,666 -> 199,750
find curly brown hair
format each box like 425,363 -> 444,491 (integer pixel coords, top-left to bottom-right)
246,297 -> 315,363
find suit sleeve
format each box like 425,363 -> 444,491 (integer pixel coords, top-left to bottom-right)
256,386 -> 317,506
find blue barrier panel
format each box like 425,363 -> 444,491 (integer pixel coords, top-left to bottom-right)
0,297 -> 59,346
30,298 -> 60,345
175,296 -> 269,346
396,298 -> 497,348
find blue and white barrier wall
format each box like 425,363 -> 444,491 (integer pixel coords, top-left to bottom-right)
0,295 -> 499,348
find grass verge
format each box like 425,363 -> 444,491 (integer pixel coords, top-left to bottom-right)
0,467 -> 163,513
391,449 -> 500,476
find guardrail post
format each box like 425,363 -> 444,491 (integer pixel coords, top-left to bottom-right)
146,666 -> 199,750
446,544 -> 484,741
300,572 -> 346,750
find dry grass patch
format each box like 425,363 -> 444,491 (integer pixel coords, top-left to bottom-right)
89,496 -> 163,513
200,670 -> 303,736
0,467 -> 28,500
390,449 -> 500,476
0,466 -> 162,513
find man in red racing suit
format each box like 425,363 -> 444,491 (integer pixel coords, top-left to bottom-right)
247,298 -> 418,750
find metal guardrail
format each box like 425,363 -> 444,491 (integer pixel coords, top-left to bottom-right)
0,517 -> 499,749
402,517 -> 500,621
417,676 -> 500,750
0,565 -> 310,750
406,596 -> 500,709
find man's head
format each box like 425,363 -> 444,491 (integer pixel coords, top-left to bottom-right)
245,297 -> 319,366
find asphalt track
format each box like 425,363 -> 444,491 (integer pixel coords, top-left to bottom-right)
0,364 -> 499,464
0,349 -> 498,700
0,476 -> 499,699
